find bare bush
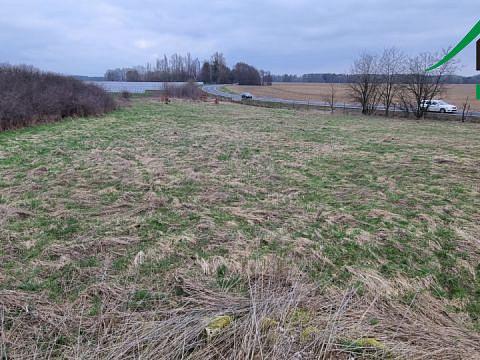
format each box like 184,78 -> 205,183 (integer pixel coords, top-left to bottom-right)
164,81 -> 203,100
0,65 -> 115,131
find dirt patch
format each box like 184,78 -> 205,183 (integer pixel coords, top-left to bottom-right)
368,209 -> 402,222
324,212 -> 358,227
433,155 -> 459,164
0,204 -> 32,225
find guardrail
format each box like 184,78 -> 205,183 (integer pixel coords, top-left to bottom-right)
203,85 -> 480,122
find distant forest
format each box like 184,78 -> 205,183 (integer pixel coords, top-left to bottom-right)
103,52 -> 271,86
273,73 -> 480,84
83,73 -> 480,85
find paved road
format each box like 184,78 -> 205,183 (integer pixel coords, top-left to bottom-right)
203,84 -> 480,118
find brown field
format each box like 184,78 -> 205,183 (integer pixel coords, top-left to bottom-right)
226,83 -> 480,111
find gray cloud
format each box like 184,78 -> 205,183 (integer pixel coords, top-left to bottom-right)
0,0 -> 478,75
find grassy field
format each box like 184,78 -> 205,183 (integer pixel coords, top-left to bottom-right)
1,99 -> 480,358
226,83 -> 480,112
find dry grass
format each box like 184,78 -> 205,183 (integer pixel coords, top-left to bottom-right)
1,99 -> 480,358
226,83 -> 480,111
3,261 -> 480,359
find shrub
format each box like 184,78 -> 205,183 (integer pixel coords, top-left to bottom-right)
0,65 -> 116,131
164,81 -> 203,100
120,90 -> 132,100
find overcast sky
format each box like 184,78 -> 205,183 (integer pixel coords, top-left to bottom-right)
1,0 -> 478,76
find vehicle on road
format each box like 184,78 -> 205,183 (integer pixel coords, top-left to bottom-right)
421,100 -> 457,113
203,85 -> 480,118
241,92 -> 253,100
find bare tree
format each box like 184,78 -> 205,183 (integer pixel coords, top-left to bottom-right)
461,97 -> 471,122
402,51 -> 457,118
199,61 -> 212,84
397,85 -> 412,117
324,83 -> 336,113
125,69 -> 141,82
104,68 -> 127,81
259,70 -> 265,85
263,72 -> 273,86
348,53 -> 381,114
378,48 -> 405,117
211,52 -> 231,84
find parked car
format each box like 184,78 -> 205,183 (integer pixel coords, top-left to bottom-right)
421,100 -> 457,113
241,92 -> 253,100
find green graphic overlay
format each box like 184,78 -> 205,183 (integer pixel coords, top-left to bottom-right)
477,84 -> 480,100
426,20 -> 480,71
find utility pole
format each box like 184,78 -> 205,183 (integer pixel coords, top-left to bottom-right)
477,39 -> 480,100
477,39 -> 480,71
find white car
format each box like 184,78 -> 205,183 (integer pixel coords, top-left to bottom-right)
241,92 -> 253,100
421,100 -> 457,113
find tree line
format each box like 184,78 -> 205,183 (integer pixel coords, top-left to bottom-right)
271,73 -> 350,83
105,53 -> 201,82
105,52 -> 272,86
272,72 -> 479,85
348,48 -> 458,118
199,53 -> 272,86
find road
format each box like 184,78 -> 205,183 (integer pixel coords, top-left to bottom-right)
202,84 -> 480,118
